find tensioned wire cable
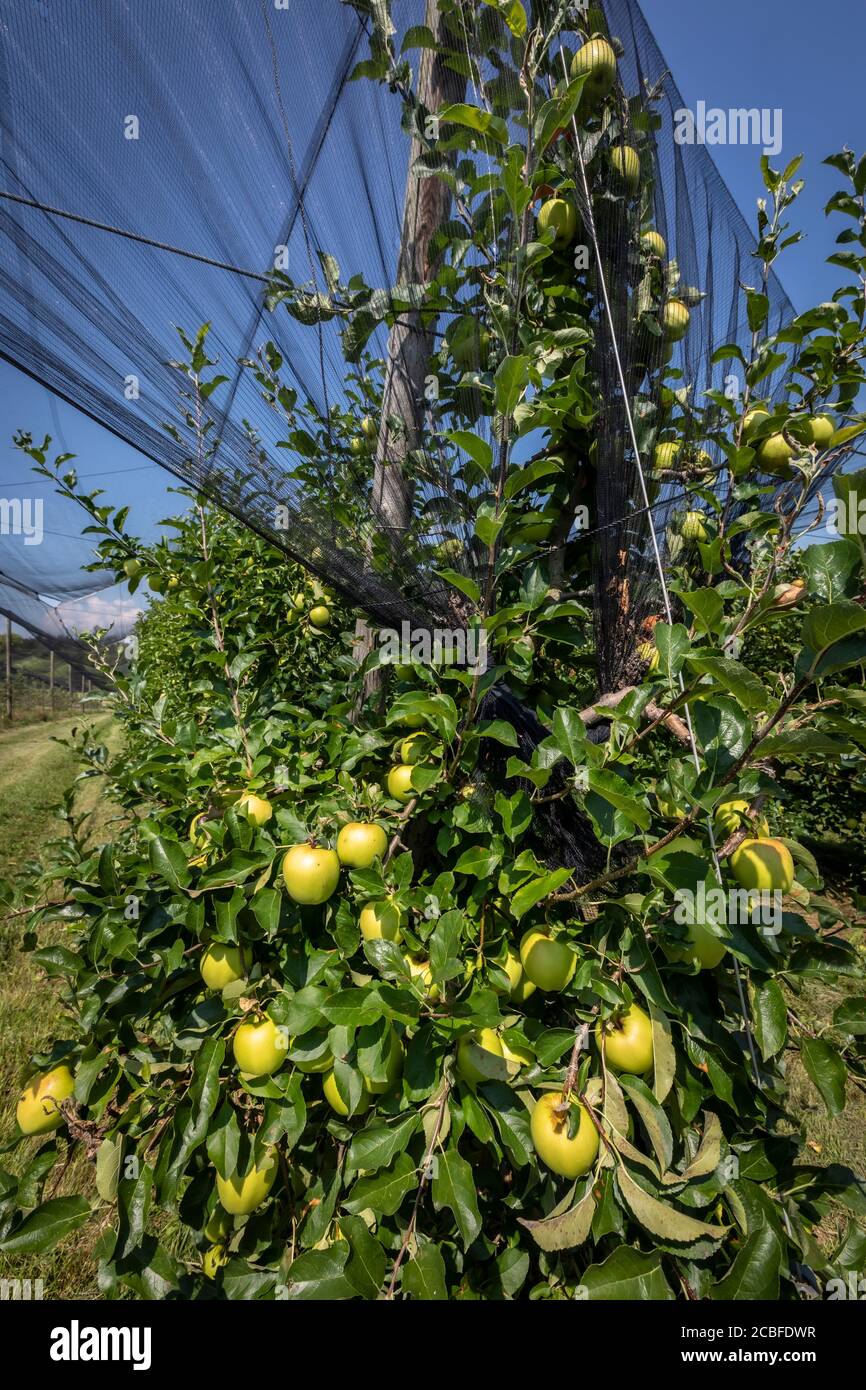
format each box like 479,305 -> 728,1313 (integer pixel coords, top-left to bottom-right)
559,44 -> 763,1088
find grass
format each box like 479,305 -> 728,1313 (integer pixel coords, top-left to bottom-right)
0,713 -> 120,1298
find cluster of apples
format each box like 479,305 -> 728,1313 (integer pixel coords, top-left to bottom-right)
287,588 -> 331,630
741,406 -> 835,478
349,413 -> 378,456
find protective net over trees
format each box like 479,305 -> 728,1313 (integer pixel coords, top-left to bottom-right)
0,0 -> 829,696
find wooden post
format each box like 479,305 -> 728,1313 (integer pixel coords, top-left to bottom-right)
4,617 -> 11,721
354,0 -> 468,700
49,648 -> 55,714
68,663 -> 73,694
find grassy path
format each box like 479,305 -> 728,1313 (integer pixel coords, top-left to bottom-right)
0,715 -> 120,1298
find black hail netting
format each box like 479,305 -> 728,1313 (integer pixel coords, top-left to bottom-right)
1,0 -> 834,749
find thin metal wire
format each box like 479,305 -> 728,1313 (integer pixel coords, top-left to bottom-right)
561,46 -> 763,1089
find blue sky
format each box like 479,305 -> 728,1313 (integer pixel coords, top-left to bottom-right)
1,0 -> 863,632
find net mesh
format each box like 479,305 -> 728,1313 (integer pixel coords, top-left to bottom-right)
0,0 -> 827,702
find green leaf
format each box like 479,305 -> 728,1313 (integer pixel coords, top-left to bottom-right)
346,1114 -> 421,1173
285,1245 -> 356,1300
833,998 -> 866,1036
552,706 -> 587,765
750,979 -> 788,1060
0,1196 -> 91,1253
586,769 -> 651,830
578,1245 -> 674,1300
616,1168 -> 728,1245
710,1227 -> 782,1300
446,429 -> 493,477
480,0 -> 527,37
95,1136 -> 123,1203
148,836 -> 191,890
510,868 -> 573,922
402,1239 -> 448,1299
620,1077 -> 674,1173
439,102 -> 508,144
494,355 -> 530,418
687,654 -> 768,712
453,845 -> 502,877
432,1144 -> 482,1248
343,1152 -> 418,1218
341,1215 -> 386,1300
520,1185 -> 595,1252
800,1037 -> 847,1115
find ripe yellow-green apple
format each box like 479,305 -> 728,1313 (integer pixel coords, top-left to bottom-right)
359,899 -> 404,943
756,433 -> 794,476
456,1028 -> 505,1084
387,764 -> 416,802
680,511 -> 709,544
570,37 -> 617,106
654,440 -> 680,471
667,919 -> 727,970
641,229 -> 666,258
281,843 -> 340,904
662,299 -> 690,341
232,1016 -> 286,1077
449,316 -> 490,372
16,1064 -> 75,1135
404,955 -> 439,1001
636,640 -> 660,672
742,407 -> 769,440
495,946 -> 537,1002
290,1029 -> 333,1073
536,197 -> 578,247
166,575 -> 180,591
500,1034 -> 534,1069
123,558 -> 142,580
360,415 -> 377,440
808,414 -> 835,448
713,798 -> 769,838
336,821 -> 387,868
729,837 -> 794,893
349,436 -> 365,455
204,1209 -> 232,1243
401,732 -> 431,765
395,706 -> 425,729
291,592 -> 306,611
597,1004 -> 654,1074
610,146 -> 640,194
235,792 -> 272,826
531,1092 -> 599,1178
200,943 -> 245,990
216,1150 -> 278,1215
519,929 -> 576,992
362,1029 -> 404,1094
322,1069 -> 371,1117
308,605 -> 331,628
202,1244 -> 229,1279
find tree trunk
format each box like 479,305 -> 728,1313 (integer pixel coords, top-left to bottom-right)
4,617 -> 11,721
354,0 -> 467,705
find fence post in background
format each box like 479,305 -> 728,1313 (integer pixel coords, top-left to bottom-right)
49,648 -> 55,714
4,617 -> 11,722
68,663 -> 73,694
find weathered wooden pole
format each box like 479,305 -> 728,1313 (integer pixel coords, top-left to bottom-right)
354,0 -> 467,700
49,648 -> 55,714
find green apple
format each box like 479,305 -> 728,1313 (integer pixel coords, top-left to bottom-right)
282,844 -> 340,905
662,299 -> 690,341
387,764 -> 416,802
654,440 -> 680,470
309,605 -> 331,628
235,793 -> 272,826
322,1069 -> 371,1118
336,821 -> 387,868
570,37 -> 617,107
359,899 -> 403,943
756,433 -> 794,477
16,1064 -> 75,1135
714,798 -> 769,838
519,929 -> 576,992
808,414 -> 835,448
597,1004 -> 654,1073
456,1028 -> 505,1084
667,919 -> 727,970
610,145 -> 640,194
729,837 -> 794,893
680,511 -> 708,544
531,1092 -> 599,1178
202,1244 -> 229,1279
215,1149 -> 278,1215
536,197 -> 578,247
641,229 -> 666,259
362,1028 -> 403,1095
200,943 -> 245,990
232,1016 -> 286,1077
